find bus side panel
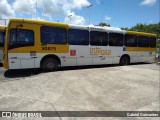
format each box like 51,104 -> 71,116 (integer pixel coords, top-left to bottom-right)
125,52 -> 138,63
61,45 -> 92,66
91,46 -> 113,65
137,51 -> 156,63
8,53 -> 35,69
110,47 -> 122,64
75,46 -> 92,66
126,47 -> 156,63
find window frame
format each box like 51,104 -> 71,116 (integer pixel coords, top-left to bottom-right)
109,32 -> 123,46
68,28 -> 89,46
9,28 -> 34,49
149,36 -> 156,48
90,31 -> 108,46
124,34 -> 137,47
137,35 -> 150,47
41,26 -> 67,45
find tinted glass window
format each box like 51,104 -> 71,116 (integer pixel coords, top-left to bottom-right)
41,26 -> 66,44
150,37 -> 156,48
109,33 -> 123,46
90,31 -> 108,46
68,29 -> 89,45
0,31 -> 4,47
125,34 -> 137,47
9,29 -> 34,49
138,36 -> 149,47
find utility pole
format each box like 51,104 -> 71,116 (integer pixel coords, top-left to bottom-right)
68,15 -> 72,24
36,0 -> 37,19
100,0 -> 104,26
0,19 -> 8,26
87,4 -> 93,25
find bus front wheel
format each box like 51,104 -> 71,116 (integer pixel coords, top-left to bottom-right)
42,58 -> 58,72
120,56 -> 130,66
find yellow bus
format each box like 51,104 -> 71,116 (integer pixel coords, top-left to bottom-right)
0,26 -> 6,63
3,18 -> 157,71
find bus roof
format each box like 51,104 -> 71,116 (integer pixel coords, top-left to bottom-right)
0,26 -> 6,31
126,30 -> 157,37
88,25 -> 125,33
69,24 -> 89,30
69,24 -> 126,33
8,18 -> 69,28
8,18 -> 157,36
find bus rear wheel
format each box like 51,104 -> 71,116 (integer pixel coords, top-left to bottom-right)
120,56 -> 130,66
42,58 -> 58,72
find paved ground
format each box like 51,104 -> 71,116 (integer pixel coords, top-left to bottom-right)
0,63 -> 159,120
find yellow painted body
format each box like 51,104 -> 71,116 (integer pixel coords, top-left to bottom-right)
2,18 -> 158,69
3,18 -> 69,69
126,31 -> 157,52
0,26 -> 6,50
0,26 -> 6,63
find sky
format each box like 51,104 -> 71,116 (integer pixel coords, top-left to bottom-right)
0,0 -> 159,28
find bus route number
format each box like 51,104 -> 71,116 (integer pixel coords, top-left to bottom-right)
42,47 -> 56,51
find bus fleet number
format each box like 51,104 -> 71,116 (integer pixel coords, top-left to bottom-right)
42,47 -> 56,51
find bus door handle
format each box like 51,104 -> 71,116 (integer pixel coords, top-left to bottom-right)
31,57 -> 37,58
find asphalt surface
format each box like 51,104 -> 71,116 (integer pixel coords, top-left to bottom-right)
0,63 -> 159,120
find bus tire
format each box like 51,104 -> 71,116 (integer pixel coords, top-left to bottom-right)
120,56 -> 130,66
42,58 -> 58,72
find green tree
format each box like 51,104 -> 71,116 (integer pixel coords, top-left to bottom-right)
121,27 -> 129,30
129,23 -> 160,35
98,22 -> 110,27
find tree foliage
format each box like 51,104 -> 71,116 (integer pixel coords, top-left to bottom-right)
98,22 -> 160,37
129,23 -> 160,34
98,22 -> 111,27
120,23 -> 160,36
98,22 -> 160,35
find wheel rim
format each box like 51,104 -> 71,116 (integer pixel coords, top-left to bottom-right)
122,59 -> 127,65
47,62 -> 55,70
121,58 -> 128,65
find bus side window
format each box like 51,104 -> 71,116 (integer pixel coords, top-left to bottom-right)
125,34 -> 137,47
90,31 -> 108,46
41,26 -> 67,44
109,33 -> 123,46
150,37 -> 156,48
68,29 -> 89,45
138,36 -> 149,47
